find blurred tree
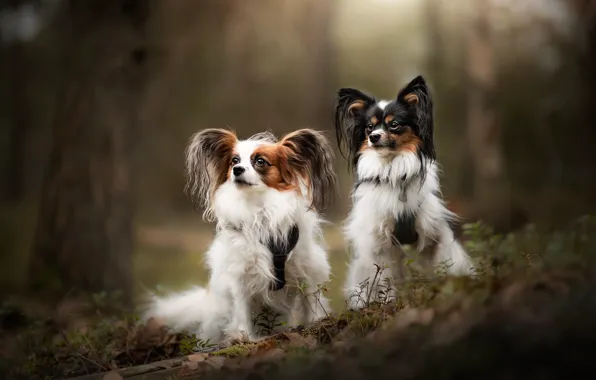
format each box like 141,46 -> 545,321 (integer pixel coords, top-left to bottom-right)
215,0 -> 336,133
29,0 -> 150,302
462,0 -> 526,232
570,0 -> 596,115
425,0 -> 443,79
1,0 -> 32,201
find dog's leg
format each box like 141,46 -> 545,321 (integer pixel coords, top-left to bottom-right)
415,194 -> 475,276
220,281 -> 255,342
344,231 -> 395,310
432,230 -> 475,276
290,242 -> 332,325
378,243 -> 407,303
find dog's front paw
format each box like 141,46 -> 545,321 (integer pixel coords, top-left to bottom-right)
223,326 -> 253,343
217,337 -> 242,349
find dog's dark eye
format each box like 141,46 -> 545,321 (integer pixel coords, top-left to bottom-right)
231,156 -> 240,165
255,157 -> 267,167
366,123 -> 374,133
388,121 -> 401,132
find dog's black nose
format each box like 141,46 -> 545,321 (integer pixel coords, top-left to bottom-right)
369,133 -> 381,144
232,166 -> 245,176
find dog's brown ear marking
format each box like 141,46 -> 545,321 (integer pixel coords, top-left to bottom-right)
348,100 -> 366,114
280,129 -> 337,212
403,93 -> 419,105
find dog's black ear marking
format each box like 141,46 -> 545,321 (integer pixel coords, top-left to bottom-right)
334,88 -> 376,169
396,76 -> 436,162
266,225 -> 300,291
392,213 -> 419,246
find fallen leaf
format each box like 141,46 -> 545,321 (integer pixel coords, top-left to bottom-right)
253,340 -> 278,354
102,371 -> 123,380
188,353 -> 208,362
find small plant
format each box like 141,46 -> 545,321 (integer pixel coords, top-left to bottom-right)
179,334 -> 216,354
296,280 -> 332,320
253,307 -> 284,336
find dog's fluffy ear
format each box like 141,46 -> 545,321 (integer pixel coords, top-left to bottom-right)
397,76 -> 434,145
185,128 -> 237,220
334,88 -> 375,165
280,129 -> 337,212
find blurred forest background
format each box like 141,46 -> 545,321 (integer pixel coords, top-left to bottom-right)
0,0 -> 595,310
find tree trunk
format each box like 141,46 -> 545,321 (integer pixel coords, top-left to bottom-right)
4,42 -> 29,202
463,0 -> 524,231
29,0 -> 150,302
217,0 -> 335,132
1,0 -> 31,202
425,0 -> 443,79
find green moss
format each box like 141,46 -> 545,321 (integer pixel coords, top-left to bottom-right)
210,344 -> 254,358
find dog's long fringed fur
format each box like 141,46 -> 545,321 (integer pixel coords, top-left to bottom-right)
335,75 -> 476,310
144,128 -> 337,343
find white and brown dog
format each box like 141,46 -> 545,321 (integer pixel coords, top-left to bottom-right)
145,128 -> 337,343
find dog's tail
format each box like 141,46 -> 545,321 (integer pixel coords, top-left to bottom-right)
143,287 -> 226,335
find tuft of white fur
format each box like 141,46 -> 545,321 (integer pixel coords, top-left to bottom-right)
344,150 -> 475,310
146,133 -> 332,343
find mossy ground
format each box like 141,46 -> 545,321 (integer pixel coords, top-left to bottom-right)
2,216 -> 596,379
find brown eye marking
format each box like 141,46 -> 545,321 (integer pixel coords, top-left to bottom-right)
252,145 -> 297,192
384,115 -> 395,124
388,126 -> 421,153
366,116 -> 378,134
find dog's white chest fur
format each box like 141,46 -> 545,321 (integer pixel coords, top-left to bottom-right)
209,183 -> 301,292
346,151 -> 435,245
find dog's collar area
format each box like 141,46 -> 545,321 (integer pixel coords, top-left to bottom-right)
355,174 -> 412,201
222,223 -> 299,291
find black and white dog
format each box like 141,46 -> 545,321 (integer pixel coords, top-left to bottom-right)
334,75 -> 475,309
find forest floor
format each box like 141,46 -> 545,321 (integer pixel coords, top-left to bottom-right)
2,216 -> 596,380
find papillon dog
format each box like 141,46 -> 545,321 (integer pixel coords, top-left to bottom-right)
144,128 -> 337,344
334,75 -> 476,310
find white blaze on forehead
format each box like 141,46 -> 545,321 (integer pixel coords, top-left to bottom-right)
377,100 -> 390,110
235,140 -> 263,163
